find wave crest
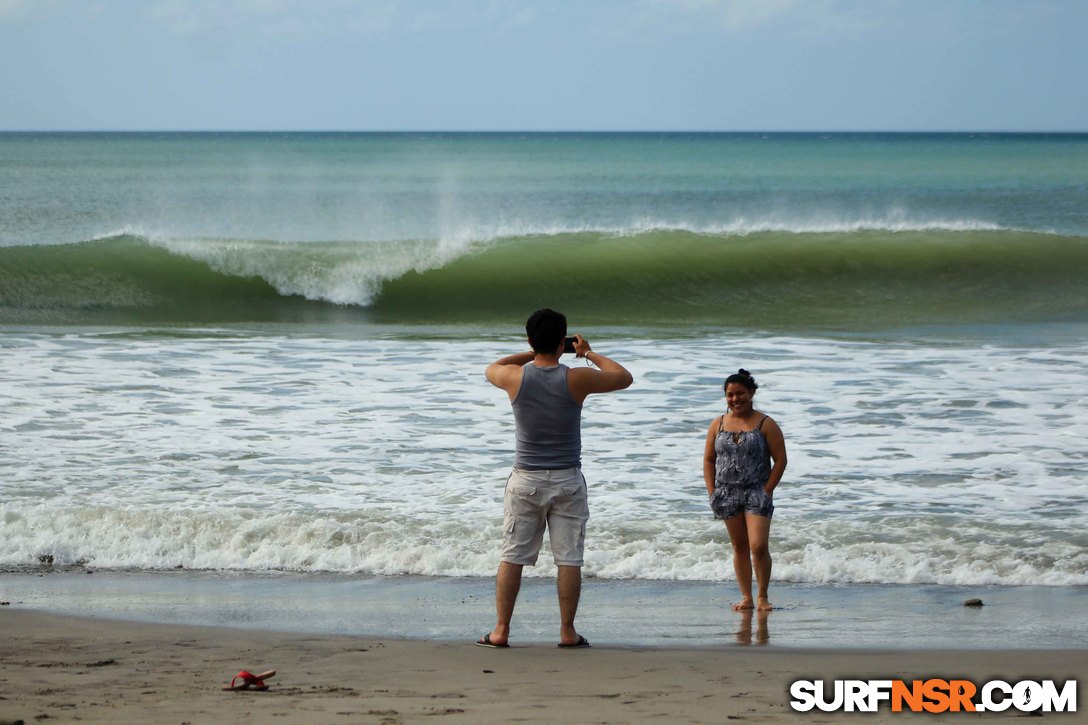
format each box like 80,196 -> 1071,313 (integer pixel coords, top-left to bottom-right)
2,228 -> 1085,328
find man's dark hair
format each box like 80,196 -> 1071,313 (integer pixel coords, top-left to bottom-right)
526,308 -> 567,354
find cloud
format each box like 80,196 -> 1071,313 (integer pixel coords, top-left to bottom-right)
625,0 -> 922,41
0,0 -> 54,22
632,0 -> 1080,41
695,0 -> 802,31
144,0 -> 385,36
143,0 -> 539,38
0,0 -> 27,16
634,0 -> 804,32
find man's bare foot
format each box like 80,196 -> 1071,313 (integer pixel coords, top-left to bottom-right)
731,597 -> 755,611
558,634 -> 590,649
756,597 -> 773,611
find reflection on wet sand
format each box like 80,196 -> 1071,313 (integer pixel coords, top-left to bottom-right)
735,608 -> 770,646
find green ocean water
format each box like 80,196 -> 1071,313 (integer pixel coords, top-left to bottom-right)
2,132 -> 1087,331
2,229 -> 1086,329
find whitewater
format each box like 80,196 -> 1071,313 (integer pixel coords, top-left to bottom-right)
2,131 -> 1086,604
3,331 -> 1085,586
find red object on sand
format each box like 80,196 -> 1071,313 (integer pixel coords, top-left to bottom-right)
222,669 -> 276,691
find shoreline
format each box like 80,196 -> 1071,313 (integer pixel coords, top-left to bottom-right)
2,608 -> 1084,724
3,570 -> 1087,650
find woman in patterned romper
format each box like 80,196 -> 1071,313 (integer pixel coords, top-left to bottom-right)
702,369 -> 788,611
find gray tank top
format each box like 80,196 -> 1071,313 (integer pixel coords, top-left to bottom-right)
512,363 -> 582,470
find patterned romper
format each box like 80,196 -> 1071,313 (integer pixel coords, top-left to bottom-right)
709,415 -> 775,520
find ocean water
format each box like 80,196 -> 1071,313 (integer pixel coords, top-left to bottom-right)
1,133 -> 1087,642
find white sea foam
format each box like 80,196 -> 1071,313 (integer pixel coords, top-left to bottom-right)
2,332 -> 1085,585
623,214 -> 1012,236
153,236 -> 444,305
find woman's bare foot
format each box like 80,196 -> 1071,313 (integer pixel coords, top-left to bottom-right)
731,597 -> 754,611
756,597 -> 773,611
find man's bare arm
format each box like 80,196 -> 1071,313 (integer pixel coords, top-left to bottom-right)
485,351 -> 534,397
568,336 -> 633,403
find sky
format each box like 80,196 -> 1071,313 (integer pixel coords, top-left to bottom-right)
1,0 -> 1085,132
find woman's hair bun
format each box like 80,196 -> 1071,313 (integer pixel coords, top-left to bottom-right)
724,368 -> 758,392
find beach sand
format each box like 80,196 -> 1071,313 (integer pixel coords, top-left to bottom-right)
1,609 -> 1083,724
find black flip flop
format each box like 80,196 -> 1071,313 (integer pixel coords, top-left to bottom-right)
557,635 -> 590,649
475,633 -> 509,649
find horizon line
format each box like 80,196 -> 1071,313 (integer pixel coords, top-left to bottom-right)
2,128 -> 1087,135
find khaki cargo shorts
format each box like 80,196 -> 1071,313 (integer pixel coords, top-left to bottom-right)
500,467 -> 589,567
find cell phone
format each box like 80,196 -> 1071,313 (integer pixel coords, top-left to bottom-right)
563,336 -> 577,354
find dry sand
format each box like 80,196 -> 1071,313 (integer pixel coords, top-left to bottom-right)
1,608 -> 1083,724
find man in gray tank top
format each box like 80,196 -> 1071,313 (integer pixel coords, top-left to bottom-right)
477,308 -> 633,649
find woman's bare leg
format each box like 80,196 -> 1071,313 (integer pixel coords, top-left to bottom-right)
745,512 -> 773,610
724,516 -> 754,610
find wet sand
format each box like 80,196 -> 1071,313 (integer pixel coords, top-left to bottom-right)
5,570 -> 1088,649
1,608 -> 1083,723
